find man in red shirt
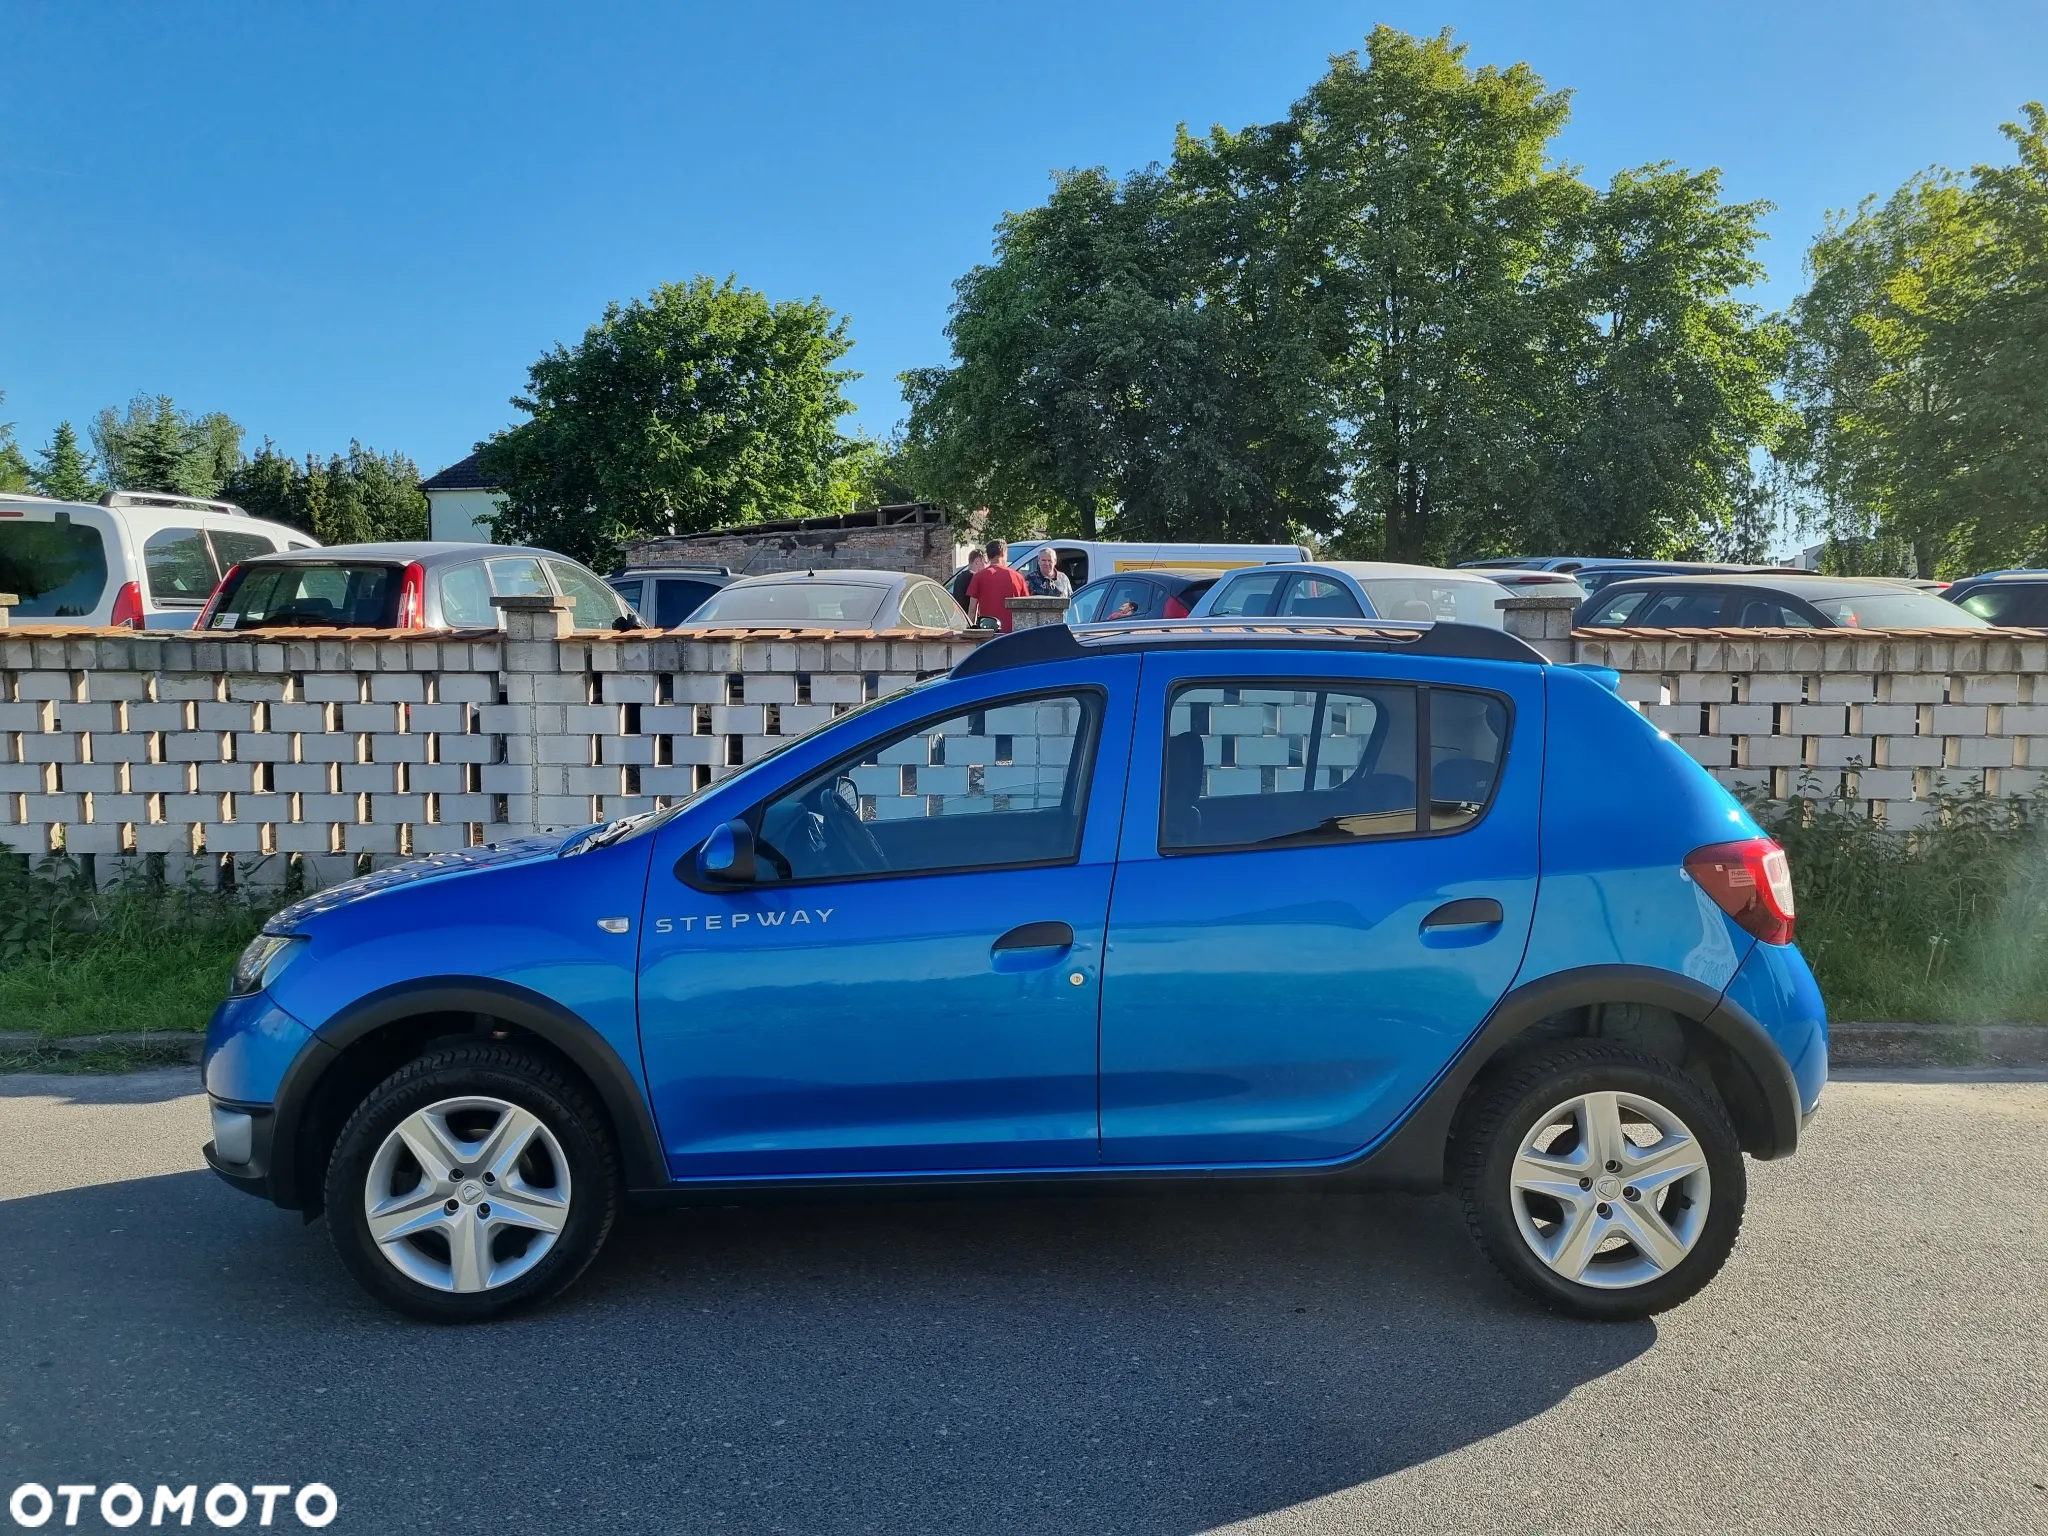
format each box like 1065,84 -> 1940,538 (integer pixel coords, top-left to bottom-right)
964,538 -> 1030,632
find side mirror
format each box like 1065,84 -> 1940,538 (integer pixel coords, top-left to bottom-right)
697,818 -> 757,884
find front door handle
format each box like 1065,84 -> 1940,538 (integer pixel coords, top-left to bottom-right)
1421,898 -> 1504,930
992,921 -> 1074,951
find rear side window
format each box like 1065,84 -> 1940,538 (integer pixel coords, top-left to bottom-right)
1957,584 -> 2048,625
1161,680 -> 1509,853
1634,589 -> 1729,627
209,529 -> 278,570
437,562 -> 495,626
609,578 -> 645,610
546,558 -> 624,629
1207,571 -> 1287,618
0,517 -> 109,617
1100,578 -> 1158,620
1278,575 -> 1364,618
655,579 -> 719,626
487,556 -> 550,597
211,563 -> 398,628
1355,577 -> 1500,626
143,527 -> 218,604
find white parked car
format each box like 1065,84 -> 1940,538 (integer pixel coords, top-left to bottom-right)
1185,561 -> 1512,629
0,491 -> 318,628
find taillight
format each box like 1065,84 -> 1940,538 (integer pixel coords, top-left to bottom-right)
108,580 -> 144,628
1164,595 -> 1189,618
195,564 -> 240,631
396,561 -> 426,628
1685,837 -> 1796,945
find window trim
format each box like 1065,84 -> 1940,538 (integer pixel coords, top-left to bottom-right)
677,684 -> 1110,893
1154,675 -> 1515,858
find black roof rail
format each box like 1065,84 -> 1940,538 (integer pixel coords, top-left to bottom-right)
951,620 -> 1545,678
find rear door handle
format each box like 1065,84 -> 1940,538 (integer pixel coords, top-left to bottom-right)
992,921 -> 1074,951
1420,898 -> 1504,930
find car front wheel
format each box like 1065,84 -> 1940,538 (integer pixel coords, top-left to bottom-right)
1457,1041 -> 1746,1319
324,1042 -> 621,1321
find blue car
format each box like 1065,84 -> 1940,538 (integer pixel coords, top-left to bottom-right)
204,619 -> 1826,1321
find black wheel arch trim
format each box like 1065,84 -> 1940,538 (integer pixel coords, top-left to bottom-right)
262,977 -> 668,1211
1346,962 -> 1803,1191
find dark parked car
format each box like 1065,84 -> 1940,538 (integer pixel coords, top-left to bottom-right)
196,543 -> 642,632
1462,559 -> 1802,598
1944,571 -> 2048,626
1066,569 -> 1219,623
1577,574 -> 1991,630
607,565 -> 735,627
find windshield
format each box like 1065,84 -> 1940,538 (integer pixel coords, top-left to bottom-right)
1358,578 -> 1505,628
692,581 -> 887,626
0,517 -> 109,617
208,563 -> 399,628
1807,590 -> 1990,628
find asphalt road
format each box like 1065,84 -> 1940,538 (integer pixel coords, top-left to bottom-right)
1,1070 -> 2043,1535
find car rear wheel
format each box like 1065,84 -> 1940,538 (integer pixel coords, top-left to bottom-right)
1456,1041 -> 1745,1319
324,1042 -> 621,1321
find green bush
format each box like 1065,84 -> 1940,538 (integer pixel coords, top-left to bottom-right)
1754,786 -> 2048,1024
0,855 -> 279,1038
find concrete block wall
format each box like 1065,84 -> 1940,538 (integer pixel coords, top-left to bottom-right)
1572,627 -> 2048,829
0,598 -> 985,888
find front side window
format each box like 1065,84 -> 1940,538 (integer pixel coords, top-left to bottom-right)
143,526 -> 218,604
1958,585 -> 2048,625
1162,680 -> 1508,853
0,518 -> 109,617
546,558 -> 625,629
751,691 -> 1102,884
1584,590 -> 1647,625
1207,571 -> 1287,618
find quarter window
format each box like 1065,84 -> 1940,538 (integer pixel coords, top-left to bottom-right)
1162,680 -> 1508,853
752,691 -> 1101,883
437,562 -> 496,626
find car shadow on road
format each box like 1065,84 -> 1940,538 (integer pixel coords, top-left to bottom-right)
0,1172 -> 1651,1535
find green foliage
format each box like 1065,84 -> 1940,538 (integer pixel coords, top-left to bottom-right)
30,421 -> 103,502
220,441 -> 429,543
478,276 -> 860,567
0,854 -> 274,1038
0,391 -> 33,494
904,27 -> 1783,561
1784,104 -> 2048,576
91,394 -> 246,498
1754,787 -> 2048,1023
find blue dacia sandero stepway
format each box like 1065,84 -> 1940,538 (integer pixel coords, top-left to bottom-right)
203,619 -> 1826,1321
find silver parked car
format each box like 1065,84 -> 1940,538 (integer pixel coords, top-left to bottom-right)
672,568 -> 967,631
1186,561 -> 1512,629
195,542 -> 642,632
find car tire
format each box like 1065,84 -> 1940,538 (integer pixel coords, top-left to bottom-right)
323,1041 -> 621,1322
1456,1041 -> 1746,1320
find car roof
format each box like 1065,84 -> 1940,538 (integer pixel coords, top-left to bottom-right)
1954,570 -> 2048,584
1589,573 -> 1926,599
234,541 -> 564,567
1241,560 -> 1499,583
955,618 -> 1541,677
719,568 -> 914,589
1087,568 -> 1218,583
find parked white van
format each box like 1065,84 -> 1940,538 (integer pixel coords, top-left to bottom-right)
1005,538 -> 1310,592
0,491 -> 318,628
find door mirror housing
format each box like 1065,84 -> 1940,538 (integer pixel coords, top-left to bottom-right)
697,819 -> 758,884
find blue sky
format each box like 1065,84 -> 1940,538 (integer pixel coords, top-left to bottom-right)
3,1 -> 2044,478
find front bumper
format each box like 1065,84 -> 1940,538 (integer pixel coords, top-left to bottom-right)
202,1097 -> 279,1201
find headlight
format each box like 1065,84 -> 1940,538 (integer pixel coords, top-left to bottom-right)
229,933 -> 306,998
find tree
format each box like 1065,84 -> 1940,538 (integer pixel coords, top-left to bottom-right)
904,27 -> 1785,562
219,441 -> 429,543
30,421 -> 103,502
1783,104 -> 2048,575
0,392 -> 33,494
91,394 -> 246,498
478,276 -> 859,567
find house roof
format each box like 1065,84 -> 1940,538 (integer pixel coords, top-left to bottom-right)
419,452 -> 501,492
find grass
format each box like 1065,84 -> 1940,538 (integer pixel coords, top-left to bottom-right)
1754,784 -> 2048,1025
0,854 -> 277,1041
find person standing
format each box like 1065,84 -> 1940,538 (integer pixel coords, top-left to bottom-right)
1024,545 -> 1073,600
950,546 -> 987,609
965,539 -> 1030,632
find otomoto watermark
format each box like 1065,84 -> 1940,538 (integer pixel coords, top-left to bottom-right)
7,1484 -> 337,1529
